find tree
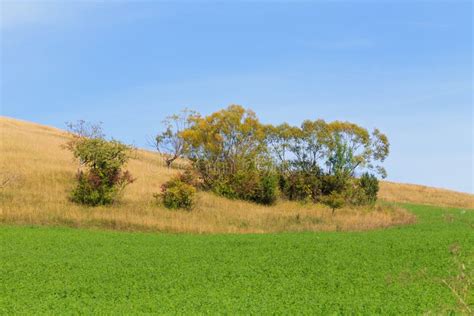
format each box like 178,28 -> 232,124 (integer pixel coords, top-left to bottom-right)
163,105 -> 389,206
65,121 -> 134,206
65,120 -> 105,139
180,105 -> 278,204
264,123 -> 295,171
324,121 -> 389,178
181,105 -> 268,182
265,118 -> 389,204
154,109 -> 196,168
69,138 -> 134,206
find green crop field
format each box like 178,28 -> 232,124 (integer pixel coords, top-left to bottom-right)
1,204 -> 473,314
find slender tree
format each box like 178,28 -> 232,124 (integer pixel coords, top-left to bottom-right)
154,108 -> 196,168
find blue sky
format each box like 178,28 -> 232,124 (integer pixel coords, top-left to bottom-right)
1,1 -> 472,193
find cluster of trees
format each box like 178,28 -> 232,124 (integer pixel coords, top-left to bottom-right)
155,105 -> 389,211
65,106 -> 389,212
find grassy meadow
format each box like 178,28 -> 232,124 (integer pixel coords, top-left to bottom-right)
1,204 -> 473,314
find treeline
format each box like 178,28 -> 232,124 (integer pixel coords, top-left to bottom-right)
65,105 -> 389,212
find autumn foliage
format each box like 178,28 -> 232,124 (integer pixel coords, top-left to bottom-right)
158,104 -> 391,208
66,122 -> 134,206
66,105 -> 389,209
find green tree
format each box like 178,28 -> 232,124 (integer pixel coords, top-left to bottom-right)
324,121 -> 389,178
266,118 -> 389,204
266,120 -> 327,202
65,122 -> 134,206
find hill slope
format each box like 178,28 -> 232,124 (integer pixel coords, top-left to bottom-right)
380,181 -> 473,209
0,116 -> 472,233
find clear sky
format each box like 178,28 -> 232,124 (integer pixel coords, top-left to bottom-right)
1,1 -> 472,193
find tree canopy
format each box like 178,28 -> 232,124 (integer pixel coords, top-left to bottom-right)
160,105 -> 390,207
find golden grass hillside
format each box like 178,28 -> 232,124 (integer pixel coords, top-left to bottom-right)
379,181 -> 473,209
1,116 -> 470,234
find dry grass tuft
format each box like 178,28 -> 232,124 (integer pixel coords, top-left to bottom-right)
7,115 -> 471,234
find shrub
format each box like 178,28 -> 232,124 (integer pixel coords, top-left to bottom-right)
255,172 -> 279,205
321,191 -> 345,214
231,169 -> 260,202
320,173 -> 350,196
176,168 -> 201,188
210,169 -> 278,205
159,178 -> 196,210
279,168 -> 322,202
359,172 -> 379,204
343,179 -> 369,206
212,179 -> 238,200
71,171 -> 114,205
67,135 -> 134,206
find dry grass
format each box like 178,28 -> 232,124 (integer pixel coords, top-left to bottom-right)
8,115 -> 469,234
379,181 -> 474,209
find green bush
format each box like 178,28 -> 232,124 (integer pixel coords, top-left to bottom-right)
277,169 -> 378,207
210,169 -> 278,205
71,171 -> 115,205
343,180 -> 369,206
203,170 -> 278,205
255,172 -> 279,205
231,169 -> 260,202
279,168 -> 322,202
212,179 -> 238,200
320,173 -> 350,196
67,137 -> 134,206
321,191 -> 345,214
359,172 -> 379,204
159,179 -> 196,210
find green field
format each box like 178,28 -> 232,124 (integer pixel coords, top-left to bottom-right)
1,204 -> 473,314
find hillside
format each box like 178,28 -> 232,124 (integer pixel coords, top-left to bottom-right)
0,116 -> 472,233
380,181 -> 473,209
